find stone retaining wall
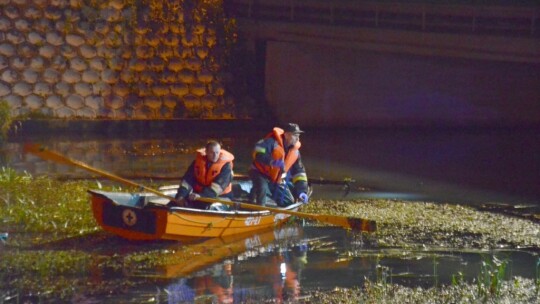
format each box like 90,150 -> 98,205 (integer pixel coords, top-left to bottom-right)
0,0 -> 237,119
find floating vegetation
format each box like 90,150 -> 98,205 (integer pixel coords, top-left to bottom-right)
304,277 -> 540,304
303,199 -> 540,250
1,168 -> 539,302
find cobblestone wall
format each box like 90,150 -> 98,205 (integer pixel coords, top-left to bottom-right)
0,0 -> 236,119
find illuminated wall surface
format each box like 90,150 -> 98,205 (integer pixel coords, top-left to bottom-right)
0,0 -> 235,119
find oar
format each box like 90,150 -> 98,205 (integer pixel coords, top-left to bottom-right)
24,143 -> 376,232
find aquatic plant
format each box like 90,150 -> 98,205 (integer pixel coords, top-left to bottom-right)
0,167 -> 101,244
476,255 -> 508,298
0,100 -> 12,142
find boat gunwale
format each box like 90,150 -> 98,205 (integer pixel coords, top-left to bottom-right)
88,189 -> 304,217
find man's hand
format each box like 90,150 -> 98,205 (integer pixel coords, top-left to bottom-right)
270,159 -> 285,169
189,193 -> 201,201
299,192 -> 309,204
169,197 -> 186,207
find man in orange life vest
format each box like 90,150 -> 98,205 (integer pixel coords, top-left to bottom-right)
173,140 -> 234,209
249,123 -> 309,207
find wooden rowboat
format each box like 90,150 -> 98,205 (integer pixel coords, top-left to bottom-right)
89,186 -> 303,240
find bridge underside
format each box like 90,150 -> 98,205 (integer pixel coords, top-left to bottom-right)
232,1 -> 540,127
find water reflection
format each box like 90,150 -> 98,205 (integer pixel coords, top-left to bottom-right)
3,125 -> 539,205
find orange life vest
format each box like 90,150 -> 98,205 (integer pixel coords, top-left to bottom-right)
193,148 -> 234,195
254,128 -> 301,183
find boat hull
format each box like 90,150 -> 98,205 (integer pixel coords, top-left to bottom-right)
89,190 -> 300,240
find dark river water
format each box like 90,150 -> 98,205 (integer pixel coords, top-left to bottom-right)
4,122 -> 540,205
1,122 -> 539,302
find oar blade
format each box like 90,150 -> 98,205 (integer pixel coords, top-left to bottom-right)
24,143 -> 72,165
313,214 -> 377,232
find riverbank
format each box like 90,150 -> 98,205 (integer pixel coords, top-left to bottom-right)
1,168 -> 539,302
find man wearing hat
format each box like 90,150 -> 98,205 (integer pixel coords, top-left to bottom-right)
249,123 -> 309,207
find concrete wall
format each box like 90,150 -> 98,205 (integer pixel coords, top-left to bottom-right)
0,0 -> 235,119
265,41 -> 540,127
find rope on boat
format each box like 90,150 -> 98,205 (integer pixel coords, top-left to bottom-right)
168,212 -> 249,227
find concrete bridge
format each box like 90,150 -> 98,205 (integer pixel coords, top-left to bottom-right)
228,0 -> 540,127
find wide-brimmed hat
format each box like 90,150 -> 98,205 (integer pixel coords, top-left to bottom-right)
283,123 -> 304,134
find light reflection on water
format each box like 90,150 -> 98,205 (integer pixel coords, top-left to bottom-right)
1,125 -> 539,301
3,126 -> 540,205
52,226 -> 538,303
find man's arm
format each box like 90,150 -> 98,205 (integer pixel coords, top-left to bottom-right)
252,138 -> 275,165
289,155 -> 309,197
174,161 -> 196,200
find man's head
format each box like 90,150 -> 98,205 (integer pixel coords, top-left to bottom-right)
283,123 -> 304,147
205,140 -> 221,163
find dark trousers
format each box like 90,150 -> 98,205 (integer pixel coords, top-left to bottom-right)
249,170 -> 295,207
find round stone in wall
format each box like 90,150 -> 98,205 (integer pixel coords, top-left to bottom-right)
108,57 -> 124,71
128,58 -> 146,72
25,94 -> 44,109
0,82 -> 10,97
80,45 -> 97,59
27,32 -> 45,45
97,46 -> 115,59
163,95 -> 177,109
4,6 -> 20,20
93,81 -> 112,95
29,57 -> 45,71
144,96 -> 162,109
66,94 -> 84,109
0,43 -> 16,57
46,95 -> 63,109
50,0 -> 68,7
112,82 -> 130,97
34,19 -> 53,32
61,45 -> 77,59
33,0 -> 48,7
13,82 -> 33,96
18,43 -> 35,58
39,45 -> 56,59
46,31 -> 64,46
44,7 -> 62,20
161,70 -> 177,83
55,81 -> 71,96
22,69 -> 38,83
119,69 -> 134,82
4,94 -> 22,108
190,83 -> 207,97
182,94 -> 200,109
10,57 -> 26,70
105,94 -> 124,110
198,69 -> 213,84
0,18 -> 10,31
14,19 -> 31,32
74,82 -> 93,97
51,56 -> 67,70
69,57 -> 88,72
89,58 -> 106,71
1,70 -> 18,83
94,21 -> 110,35
85,95 -> 104,110
152,85 -> 169,97
101,69 -> 118,84
66,34 -> 85,47
56,106 -> 75,118
33,82 -> 52,96
62,69 -> 81,84
0,56 -> 6,70
179,69 -> 195,84
170,83 -> 189,97
24,6 -> 42,19
77,107 -> 96,118
82,70 -> 100,83
43,68 -> 61,84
